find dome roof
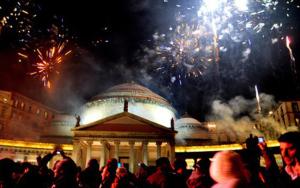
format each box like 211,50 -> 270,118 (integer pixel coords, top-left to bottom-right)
91,83 -> 171,107
175,117 -> 202,127
81,83 -> 176,127
175,114 -> 209,142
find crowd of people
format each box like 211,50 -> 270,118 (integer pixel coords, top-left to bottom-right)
0,131 -> 300,188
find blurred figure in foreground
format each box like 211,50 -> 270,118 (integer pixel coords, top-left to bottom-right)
210,151 -> 251,188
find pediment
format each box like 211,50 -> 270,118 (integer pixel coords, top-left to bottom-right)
72,112 -> 175,134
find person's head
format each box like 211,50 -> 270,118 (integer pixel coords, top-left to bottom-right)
194,157 -> 211,175
53,158 -> 77,179
209,151 -> 250,184
173,158 -> 187,174
87,159 -> 99,170
136,163 -> 148,178
116,167 -> 128,179
156,157 -> 172,172
278,131 -> 300,166
106,158 -> 118,174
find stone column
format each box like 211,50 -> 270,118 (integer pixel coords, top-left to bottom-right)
142,141 -> 148,165
114,140 -> 120,160
100,140 -> 107,168
156,141 -> 162,159
85,140 -> 93,167
129,141 -> 135,173
72,139 -> 80,164
168,141 -> 175,163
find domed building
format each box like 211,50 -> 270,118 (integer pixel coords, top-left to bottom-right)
0,84 -> 281,171
175,113 -> 211,146
72,83 -> 177,172
80,83 -> 177,128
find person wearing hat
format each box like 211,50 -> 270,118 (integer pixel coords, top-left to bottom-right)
186,157 -> 214,188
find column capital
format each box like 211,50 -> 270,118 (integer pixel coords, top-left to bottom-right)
114,140 -> 120,145
128,141 -> 135,146
100,140 -> 108,145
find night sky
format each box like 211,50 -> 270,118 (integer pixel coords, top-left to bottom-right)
0,0 -> 300,121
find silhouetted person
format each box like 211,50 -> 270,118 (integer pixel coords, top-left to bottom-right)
111,167 -> 136,188
146,157 -> 175,188
0,158 -> 16,188
187,158 -> 214,188
100,158 -> 118,188
78,159 -> 101,188
173,157 -> 190,188
136,163 -> 149,188
52,158 -> 78,188
16,162 -> 44,188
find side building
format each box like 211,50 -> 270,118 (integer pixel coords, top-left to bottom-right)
272,100 -> 300,130
0,90 -> 73,163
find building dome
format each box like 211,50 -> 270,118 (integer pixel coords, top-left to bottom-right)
175,114 -> 210,145
81,83 -> 177,127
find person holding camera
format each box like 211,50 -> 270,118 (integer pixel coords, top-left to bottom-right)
258,131 -> 300,188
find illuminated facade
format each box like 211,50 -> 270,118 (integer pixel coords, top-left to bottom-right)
0,84 -> 283,170
0,90 -> 74,163
0,90 -> 57,140
272,100 -> 300,129
72,110 -> 176,172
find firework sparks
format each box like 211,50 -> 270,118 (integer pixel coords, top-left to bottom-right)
255,85 -> 261,114
143,0 -> 298,85
21,42 -> 72,88
0,0 -> 36,41
286,36 -> 296,75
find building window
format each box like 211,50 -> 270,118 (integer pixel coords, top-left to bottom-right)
44,111 -> 48,119
292,102 -> 299,113
3,98 -> 8,103
14,100 -> 19,107
28,106 -> 32,112
21,102 -> 25,110
296,118 -> 300,127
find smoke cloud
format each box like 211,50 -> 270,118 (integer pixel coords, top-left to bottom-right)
207,93 -> 288,141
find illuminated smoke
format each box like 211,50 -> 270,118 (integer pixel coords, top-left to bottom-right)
207,93 -> 286,141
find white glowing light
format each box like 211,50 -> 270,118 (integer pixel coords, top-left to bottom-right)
208,123 -> 216,129
203,0 -> 221,12
81,100 -> 176,128
234,0 -> 248,11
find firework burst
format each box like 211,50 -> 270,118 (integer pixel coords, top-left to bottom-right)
285,36 -> 296,75
19,42 -> 72,88
143,0 -> 299,85
0,0 -> 37,42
